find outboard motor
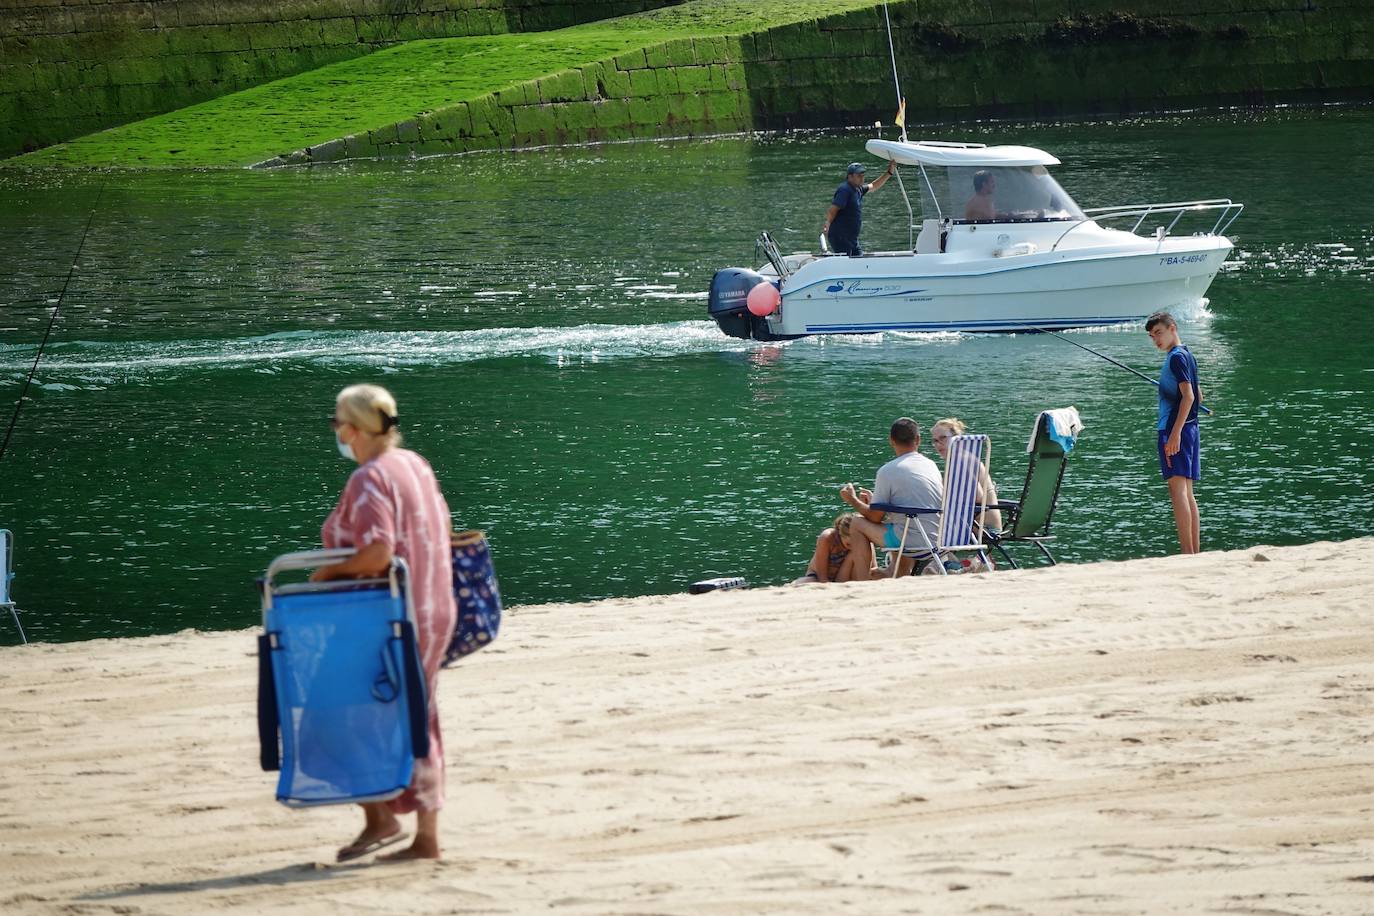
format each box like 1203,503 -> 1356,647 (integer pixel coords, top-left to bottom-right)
707,267 -> 767,340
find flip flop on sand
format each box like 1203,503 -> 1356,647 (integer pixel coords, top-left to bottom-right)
336,830 -> 408,863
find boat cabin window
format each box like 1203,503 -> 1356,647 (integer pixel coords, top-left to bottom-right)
924,165 -> 1084,224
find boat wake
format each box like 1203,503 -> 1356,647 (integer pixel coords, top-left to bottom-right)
0,321 -> 764,387
0,315 -> 1188,391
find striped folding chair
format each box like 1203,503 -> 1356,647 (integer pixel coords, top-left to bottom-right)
939,434 -> 995,570
873,434 -> 994,576
1,528 -> 25,643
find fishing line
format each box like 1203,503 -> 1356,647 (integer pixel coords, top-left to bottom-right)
1013,321 -> 1212,416
0,185 -> 105,465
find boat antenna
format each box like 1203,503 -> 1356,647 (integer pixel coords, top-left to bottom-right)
0,185 -> 105,466
882,3 -> 906,143
1014,322 -> 1212,416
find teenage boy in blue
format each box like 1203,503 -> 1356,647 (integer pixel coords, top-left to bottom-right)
1146,311 -> 1203,554
821,160 -> 895,256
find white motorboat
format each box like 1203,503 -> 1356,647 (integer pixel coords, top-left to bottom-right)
707,139 -> 1242,340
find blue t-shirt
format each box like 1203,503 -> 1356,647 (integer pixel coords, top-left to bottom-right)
1157,344 -> 1200,431
829,181 -> 867,246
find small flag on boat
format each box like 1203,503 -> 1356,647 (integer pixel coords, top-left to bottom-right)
894,98 -> 907,128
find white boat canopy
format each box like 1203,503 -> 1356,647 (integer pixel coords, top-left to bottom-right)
865,139 -> 1061,168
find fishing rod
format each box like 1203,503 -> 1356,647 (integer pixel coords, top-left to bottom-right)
1014,321 -> 1212,416
880,2 -> 914,246
0,186 -> 105,465
881,2 -> 906,143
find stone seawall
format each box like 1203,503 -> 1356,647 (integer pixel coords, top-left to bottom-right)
0,0 -> 678,158
272,34 -> 752,168
272,0 -> 1374,167
747,0 -> 1374,127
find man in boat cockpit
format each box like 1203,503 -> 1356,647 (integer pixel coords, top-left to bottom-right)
821,160 -> 895,256
964,169 -> 996,221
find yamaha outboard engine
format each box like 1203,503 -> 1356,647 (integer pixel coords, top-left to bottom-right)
707,267 -> 767,340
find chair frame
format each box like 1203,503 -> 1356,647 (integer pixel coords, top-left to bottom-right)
2,528 -> 26,644
984,415 -> 1069,569
872,435 -> 994,576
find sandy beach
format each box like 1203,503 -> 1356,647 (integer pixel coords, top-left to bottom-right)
3,539 -> 1374,914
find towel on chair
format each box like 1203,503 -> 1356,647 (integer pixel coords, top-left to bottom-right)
1027,407 -> 1084,454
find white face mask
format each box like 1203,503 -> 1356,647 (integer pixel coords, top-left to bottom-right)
336,433 -> 355,461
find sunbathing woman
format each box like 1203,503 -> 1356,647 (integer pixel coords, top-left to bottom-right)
931,417 -> 1003,534
796,512 -> 862,583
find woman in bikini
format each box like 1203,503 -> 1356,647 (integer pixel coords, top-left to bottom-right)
796,512 -> 864,583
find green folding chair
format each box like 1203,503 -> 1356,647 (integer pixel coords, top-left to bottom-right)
985,414 -> 1075,569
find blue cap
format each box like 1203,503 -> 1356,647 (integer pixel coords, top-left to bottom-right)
846,162 -> 866,175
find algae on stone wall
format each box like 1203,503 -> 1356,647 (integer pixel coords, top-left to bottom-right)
0,0 -> 681,159
7,0 -> 1374,169
9,0 -> 881,167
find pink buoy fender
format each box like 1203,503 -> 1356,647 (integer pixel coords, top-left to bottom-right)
746,281 -> 781,317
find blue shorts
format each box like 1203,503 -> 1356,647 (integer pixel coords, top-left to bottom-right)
882,523 -> 905,549
1158,423 -> 1201,480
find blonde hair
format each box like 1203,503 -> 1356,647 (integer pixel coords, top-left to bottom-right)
933,417 -> 966,438
336,384 -> 402,446
833,512 -> 855,541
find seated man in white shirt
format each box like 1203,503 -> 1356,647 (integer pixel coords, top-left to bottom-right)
839,417 -> 944,580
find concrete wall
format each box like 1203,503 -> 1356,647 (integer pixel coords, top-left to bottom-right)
0,0 -> 679,158
271,0 -> 1374,167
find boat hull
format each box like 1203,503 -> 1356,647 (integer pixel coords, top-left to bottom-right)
715,237 -> 1231,340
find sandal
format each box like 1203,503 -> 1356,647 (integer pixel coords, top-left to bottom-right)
336,829 -> 408,863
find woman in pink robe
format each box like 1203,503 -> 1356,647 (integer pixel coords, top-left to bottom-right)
312,384 -> 457,861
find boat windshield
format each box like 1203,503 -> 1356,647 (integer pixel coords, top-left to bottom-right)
919,164 -> 1085,224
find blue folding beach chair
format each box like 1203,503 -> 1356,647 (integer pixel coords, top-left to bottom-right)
258,548 -> 429,808
872,434 -> 994,576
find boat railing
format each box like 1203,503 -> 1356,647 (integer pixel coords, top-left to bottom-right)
910,139 -> 987,149
1052,199 -> 1244,251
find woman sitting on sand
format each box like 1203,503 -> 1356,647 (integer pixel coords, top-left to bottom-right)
931,417 -> 1003,534
311,383 -> 457,862
795,512 -> 865,583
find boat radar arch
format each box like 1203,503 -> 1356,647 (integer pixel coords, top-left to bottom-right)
864,139 -> 1061,168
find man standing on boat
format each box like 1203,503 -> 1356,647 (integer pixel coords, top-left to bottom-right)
821,160 -> 895,256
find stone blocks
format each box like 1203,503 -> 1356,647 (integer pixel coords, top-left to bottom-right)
538,69 -> 586,103
10,0 -> 1374,166
0,0 -> 681,158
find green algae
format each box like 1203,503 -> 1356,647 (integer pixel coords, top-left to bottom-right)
12,0 -> 1373,169
0,1 -> 686,158
593,0 -> 882,35
10,0 -> 882,169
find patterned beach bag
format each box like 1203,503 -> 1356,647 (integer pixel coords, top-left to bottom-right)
442,530 -> 503,667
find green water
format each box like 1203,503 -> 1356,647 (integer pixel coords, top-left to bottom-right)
2,107 -> 1372,644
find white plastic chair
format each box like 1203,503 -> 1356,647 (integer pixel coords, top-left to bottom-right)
873,434 -> 994,576
1,529 -> 25,643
